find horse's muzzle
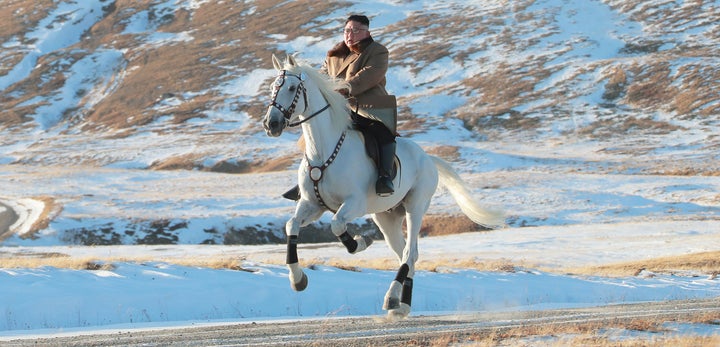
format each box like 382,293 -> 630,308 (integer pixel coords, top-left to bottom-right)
263,108 -> 285,137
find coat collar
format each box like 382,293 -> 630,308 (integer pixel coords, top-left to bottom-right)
328,37 -> 374,58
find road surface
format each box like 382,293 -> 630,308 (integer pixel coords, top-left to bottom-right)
3,298 -> 718,346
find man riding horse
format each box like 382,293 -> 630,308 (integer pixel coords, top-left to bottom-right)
283,14 -> 397,200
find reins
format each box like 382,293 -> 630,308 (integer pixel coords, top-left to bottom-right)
287,104 -> 330,127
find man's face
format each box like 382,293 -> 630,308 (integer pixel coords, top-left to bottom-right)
343,20 -> 370,47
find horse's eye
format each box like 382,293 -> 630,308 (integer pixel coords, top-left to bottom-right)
288,86 -> 296,92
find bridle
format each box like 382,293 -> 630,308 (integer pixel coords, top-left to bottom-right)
268,70 -> 330,129
267,69 -> 342,211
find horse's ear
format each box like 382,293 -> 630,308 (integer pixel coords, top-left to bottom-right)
272,54 -> 282,71
287,54 -> 296,67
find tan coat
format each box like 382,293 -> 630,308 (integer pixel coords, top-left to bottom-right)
322,39 -> 397,133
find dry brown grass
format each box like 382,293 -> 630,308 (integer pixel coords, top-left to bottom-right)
625,63 -> 676,110
0,254 -> 115,271
251,155 -> 297,173
315,251 -> 720,278
563,251 -> 720,278
462,61 -> 550,124
428,311 -> 720,346
0,253 -> 259,272
424,145 -> 461,162
301,257 -> 525,274
0,0 -> 55,41
149,153 -> 203,171
672,63 -> 720,116
645,167 -> 720,177
577,115 -> 684,139
0,1 -> 56,116
420,214 -> 489,237
601,65 -> 628,101
463,330 -> 720,347
3,247 -> 718,281
149,152 -> 296,173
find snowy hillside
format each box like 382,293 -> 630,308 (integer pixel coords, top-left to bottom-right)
1,0 -> 718,244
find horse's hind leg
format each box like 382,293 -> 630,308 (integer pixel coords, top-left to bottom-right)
386,197 -> 432,319
372,207 -> 405,260
385,212 -> 421,318
372,208 -> 407,312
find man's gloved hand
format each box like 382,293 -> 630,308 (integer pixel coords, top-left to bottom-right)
337,88 -> 350,97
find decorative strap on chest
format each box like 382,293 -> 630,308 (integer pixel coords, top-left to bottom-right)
305,131 -> 346,212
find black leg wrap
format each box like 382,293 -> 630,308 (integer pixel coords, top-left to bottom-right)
338,231 -> 357,253
395,263 -> 409,283
286,235 -> 299,264
401,278 -> 413,306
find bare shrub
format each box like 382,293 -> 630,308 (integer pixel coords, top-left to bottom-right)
602,66 -> 628,101
84,261 -> 116,271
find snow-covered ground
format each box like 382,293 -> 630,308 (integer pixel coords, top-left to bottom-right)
0,0 -> 719,341
1,162 -> 719,338
0,235 -> 719,338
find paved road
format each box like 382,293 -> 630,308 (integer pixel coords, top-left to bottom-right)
4,298 -> 718,346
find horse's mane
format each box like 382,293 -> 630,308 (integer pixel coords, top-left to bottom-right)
282,58 -> 351,133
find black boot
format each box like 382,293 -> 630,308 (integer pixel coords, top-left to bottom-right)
376,141 -> 396,196
282,185 -> 301,201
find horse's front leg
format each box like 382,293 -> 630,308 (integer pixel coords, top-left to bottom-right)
331,197 -> 373,254
286,200 -> 324,291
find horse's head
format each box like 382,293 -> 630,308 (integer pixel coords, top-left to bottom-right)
263,54 -> 308,137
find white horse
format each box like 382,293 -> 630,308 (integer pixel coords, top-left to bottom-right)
262,54 -> 504,318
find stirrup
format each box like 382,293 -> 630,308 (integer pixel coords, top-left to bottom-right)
282,185 -> 301,201
376,176 -> 394,197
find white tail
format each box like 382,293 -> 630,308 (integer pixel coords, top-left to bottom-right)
431,156 -> 505,229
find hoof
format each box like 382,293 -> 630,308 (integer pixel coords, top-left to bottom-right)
351,235 -> 373,254
363,235 -> 374,248
383,297 -> 399,310
387,303 -> 411,319
291,272 -> 308,291
383,280 -> 402,310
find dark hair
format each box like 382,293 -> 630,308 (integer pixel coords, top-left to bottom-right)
346,14 -> 370,27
